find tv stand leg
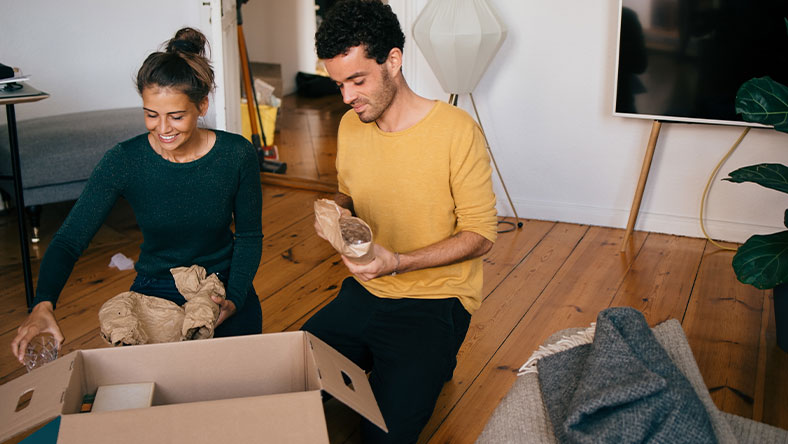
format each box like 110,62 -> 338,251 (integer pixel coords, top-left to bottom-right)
621,120 -> 662,252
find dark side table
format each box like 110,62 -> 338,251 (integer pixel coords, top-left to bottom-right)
0,83 -> 49,310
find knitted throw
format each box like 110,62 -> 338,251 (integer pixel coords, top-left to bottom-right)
535,307 -> 717,444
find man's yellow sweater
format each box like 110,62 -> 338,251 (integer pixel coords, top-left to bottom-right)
336,100 -> 498,314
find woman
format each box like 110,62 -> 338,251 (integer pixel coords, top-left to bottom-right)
11,27 -> 263,362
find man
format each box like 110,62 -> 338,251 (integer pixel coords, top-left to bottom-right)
303,1 -> 498,442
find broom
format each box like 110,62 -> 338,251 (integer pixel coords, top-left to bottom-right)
237,0 -> 286,174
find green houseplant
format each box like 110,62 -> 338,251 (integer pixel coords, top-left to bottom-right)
725,75 -> 788,351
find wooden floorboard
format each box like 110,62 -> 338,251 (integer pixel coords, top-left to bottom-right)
609,232 -> 707,325
276,110 -> 319,179
425,227 -> 650,443
2,189 -> 787,443
261,187 -> 330,238
1,92 -> 786,442
683,242 -> 767,419
261,255 -> 348,333
260,172 -> 338,193
421,221 -> 586,442
479,219 -> 556,300
272,92 -> 344,186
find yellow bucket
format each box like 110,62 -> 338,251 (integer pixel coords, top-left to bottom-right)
240,103 -> 278,146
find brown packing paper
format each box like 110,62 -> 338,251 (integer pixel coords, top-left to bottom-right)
98,292 -> 184,345
314,199 -> 375,264
98,265 -> 225,346
172,265 -> 225,340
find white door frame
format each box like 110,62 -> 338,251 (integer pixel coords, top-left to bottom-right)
202,0 -> 241,132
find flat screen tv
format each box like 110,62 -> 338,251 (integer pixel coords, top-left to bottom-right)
614,0 -> 788,126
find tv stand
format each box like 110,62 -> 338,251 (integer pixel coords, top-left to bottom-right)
620,120 -> 662,252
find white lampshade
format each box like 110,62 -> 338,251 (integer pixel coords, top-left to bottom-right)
412,0 -> 507,94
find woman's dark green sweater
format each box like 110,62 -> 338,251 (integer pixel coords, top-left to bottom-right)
33,130 -> 263,311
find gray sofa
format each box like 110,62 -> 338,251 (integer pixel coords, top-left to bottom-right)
0,108 -> 145,240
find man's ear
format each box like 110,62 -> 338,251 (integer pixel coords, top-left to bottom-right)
386,47 -> 403,76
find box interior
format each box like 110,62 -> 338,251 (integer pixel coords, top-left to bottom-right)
66,331 -> 318,410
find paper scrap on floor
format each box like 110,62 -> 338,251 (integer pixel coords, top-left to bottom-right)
109,253 -> 134,270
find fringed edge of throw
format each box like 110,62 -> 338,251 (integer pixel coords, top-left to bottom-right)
517,323 -> 596,376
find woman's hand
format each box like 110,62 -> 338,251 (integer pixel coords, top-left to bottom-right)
211,296 -> 236,327
10,302 -> 64,364
342,244 -> 400,281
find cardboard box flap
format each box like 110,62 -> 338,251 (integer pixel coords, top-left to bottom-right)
0,353 -> 79,442
59,391 -> 329,444
305,332 -> 387,432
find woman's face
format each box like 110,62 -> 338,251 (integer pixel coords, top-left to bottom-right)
142,86 -> 208,155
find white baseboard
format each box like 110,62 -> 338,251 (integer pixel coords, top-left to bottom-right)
497,198 -> 781,244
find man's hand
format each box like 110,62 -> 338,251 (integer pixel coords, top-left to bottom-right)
342,244 -> 400,281
11,302 -> 64,364
211,296 -> 237,327
340,231 -> 492,282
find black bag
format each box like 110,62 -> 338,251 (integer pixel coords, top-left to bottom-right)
296,72 -> 340,97
0,63 -> 15,80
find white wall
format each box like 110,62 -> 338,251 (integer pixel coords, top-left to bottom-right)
392,0 -> 786,243
243,0 -> 318,95
0,0 -> 210,122
2,0 -> 782,243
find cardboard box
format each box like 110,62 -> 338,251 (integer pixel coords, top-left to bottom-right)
92,382 -> 155,412
0,332 -> 386,443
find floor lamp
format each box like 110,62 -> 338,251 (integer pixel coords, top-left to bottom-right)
413,0 -> 522,230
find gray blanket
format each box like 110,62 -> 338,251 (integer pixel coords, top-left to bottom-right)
537,307 -> 717,444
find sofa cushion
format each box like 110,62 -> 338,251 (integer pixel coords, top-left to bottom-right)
0,107 -> 146,190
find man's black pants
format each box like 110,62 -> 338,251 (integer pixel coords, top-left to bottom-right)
302,277 -> 471,444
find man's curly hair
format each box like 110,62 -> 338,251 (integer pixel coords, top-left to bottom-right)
316,0 -> 405,64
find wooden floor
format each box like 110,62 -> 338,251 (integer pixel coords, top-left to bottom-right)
259,93 -> 347,192
1,93 -> 787,442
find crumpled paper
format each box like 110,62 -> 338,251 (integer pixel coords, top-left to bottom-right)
98,265 -> 225,346
314,199 -> 375,264
173,265 -> 225,340
98,293 -> 184,345
109,253 -> 135,271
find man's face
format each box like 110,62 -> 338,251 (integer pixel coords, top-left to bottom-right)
325,45 -> 396,123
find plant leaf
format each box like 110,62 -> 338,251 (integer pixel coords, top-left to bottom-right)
732,230 -> 788,289
723,163 -> 788,194
735,77 -> 788,133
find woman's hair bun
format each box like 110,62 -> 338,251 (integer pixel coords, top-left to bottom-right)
166,27 -> 207,57
137,26 -> 214,106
